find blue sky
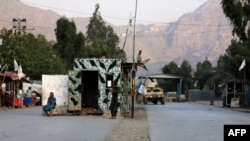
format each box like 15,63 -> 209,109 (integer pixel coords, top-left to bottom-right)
21,0 -> 208,25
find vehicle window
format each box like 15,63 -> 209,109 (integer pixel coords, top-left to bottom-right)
153,89 -> 160,92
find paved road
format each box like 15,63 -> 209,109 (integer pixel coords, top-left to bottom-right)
0,107 -> 120,141
146,102 -> 250,141
1,101 -> 250,141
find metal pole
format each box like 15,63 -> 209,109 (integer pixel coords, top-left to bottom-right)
243,66 -> 245,107
131,0 -> 138,119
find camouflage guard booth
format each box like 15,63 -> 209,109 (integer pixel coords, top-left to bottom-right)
68,58 -> 132,115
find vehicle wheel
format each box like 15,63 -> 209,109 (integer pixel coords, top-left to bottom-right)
144,98 -> 148,104
153,101 -> 157,104
161,98 -> 165,105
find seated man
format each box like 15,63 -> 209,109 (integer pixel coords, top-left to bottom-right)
42,92 -> 56,117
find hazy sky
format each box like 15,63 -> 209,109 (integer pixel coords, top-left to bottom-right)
21,0 -> 208,25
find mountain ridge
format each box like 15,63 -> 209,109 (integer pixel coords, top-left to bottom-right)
0,0 -> 234,72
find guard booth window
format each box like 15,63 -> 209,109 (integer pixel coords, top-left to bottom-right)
106,74 -> 113,88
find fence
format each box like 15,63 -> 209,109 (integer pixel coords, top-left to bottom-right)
189,90 -> 214,101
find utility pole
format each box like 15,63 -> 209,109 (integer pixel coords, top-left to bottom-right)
12,18 -> 26,34
12,18 -> 34,34
131,0 -> 138,119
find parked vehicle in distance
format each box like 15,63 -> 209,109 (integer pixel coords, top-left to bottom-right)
166,92 -> 177,102
143,82 -> 165,105
178,94 -> 187,102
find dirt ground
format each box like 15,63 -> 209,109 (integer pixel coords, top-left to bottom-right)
105,103 -> 150,141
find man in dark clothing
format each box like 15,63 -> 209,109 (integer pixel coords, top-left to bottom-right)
43,92 -> 56,117
136,50 -> 149,70
109,81 -> 119,119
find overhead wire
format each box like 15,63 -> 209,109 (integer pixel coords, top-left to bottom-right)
0,1 -> 234,39
22,1 -> 92,16
1,1 -> 234,68
23,1 -> 230,26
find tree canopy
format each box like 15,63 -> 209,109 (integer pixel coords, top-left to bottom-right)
221,0 -> 249,85
54,17 -> 85,70
0,3 -> 126,80
0,28 -> 67,80
86,3 -> 125,59
221,0 -> 250,42
161,60 -> 193,94
54,3 -> 126,69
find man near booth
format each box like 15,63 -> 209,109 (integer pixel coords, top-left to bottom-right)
42,92 -> 56,117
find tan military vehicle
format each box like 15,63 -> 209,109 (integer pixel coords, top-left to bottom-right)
143,82 -> 165,105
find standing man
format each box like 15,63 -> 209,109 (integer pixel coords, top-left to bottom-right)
43,92 -> 56,117
109,81 -> 119,119
26,86 -> 33,97
137,82 -> 146,103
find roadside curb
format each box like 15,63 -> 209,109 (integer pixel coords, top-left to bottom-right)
195,100 -> 250,113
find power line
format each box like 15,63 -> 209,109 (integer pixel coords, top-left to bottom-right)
0,1 -> 234,38
21,1 -> 229,26
22,1 -> 134,23
22,1 -> 91,16
0,18 -> 232,38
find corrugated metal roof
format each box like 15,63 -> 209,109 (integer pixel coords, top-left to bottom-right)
0,71 -> 19,80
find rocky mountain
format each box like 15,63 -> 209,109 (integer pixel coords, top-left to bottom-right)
122,0 -> 234,74
0,0 -> 234,74
0,0 -> 91,41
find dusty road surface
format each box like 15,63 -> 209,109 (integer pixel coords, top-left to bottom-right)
0,107 -> 120,141
146,102 -> 250,141
1,101 -> 249,141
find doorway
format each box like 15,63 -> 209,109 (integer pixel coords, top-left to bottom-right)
81,70 -> 99,110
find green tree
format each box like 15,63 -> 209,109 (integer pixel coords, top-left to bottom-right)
54,17 -> 85,69
214,40 -> 250,96
161,60 -> 194,94
225,40 -> 250,81
74,32 -> 86,58
160,61 -> 180,92
179,60 -> 193,94
162,61 -> 179,75
195,58 -> 214,90
216,55 -> 233,80
0,28 -> 66,80
220,0 -> 250,86
86,3 -> 125,58
221,0 -> 250,42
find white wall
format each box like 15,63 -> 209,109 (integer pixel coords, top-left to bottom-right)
42,75 -> 68,106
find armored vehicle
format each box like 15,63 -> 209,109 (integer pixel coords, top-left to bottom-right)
143,82 -> 165,105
